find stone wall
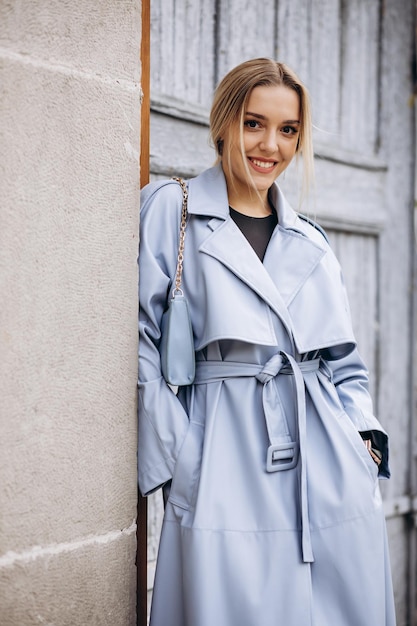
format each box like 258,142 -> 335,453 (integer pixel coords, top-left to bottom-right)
0,2 -> 141,624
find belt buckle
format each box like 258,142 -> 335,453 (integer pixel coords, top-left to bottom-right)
266,442 -> 299,472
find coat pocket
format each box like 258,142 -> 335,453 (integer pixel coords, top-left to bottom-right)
316,372 -> 379,483
338,411 -> 379,483
168,420 -> 204,511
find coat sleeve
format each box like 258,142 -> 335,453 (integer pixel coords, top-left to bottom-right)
323,247 -> 390,478
326,347 -> 390,479
137,181 -> 190,496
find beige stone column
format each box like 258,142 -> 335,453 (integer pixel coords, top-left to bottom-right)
0,3 -> 141,624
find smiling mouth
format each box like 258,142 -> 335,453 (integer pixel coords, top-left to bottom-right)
248,158 -> 278,170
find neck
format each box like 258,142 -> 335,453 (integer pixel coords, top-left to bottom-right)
229,199 -> 272,217
228,191 -> 272,218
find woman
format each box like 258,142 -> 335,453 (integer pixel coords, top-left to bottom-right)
138,58 -> 395,626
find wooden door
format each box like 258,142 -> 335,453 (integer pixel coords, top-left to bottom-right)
143,1 -> 417,622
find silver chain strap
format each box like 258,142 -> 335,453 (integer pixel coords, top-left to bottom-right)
171,177 -> 188,297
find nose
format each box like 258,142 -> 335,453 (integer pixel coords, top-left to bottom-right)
260,130 -> 279,154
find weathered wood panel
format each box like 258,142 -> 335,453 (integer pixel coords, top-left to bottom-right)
339,0 -> 381,154
327,230 -> 379,400
309,0 -> 342,141
150,0 -> 216,106
216,0 -> 276,78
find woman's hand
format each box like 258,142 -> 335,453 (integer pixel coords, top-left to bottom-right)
363,439 -> 382,466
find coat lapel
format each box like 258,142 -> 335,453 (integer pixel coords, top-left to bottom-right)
263,226 -> 325,306
265,185 -> 326,305
199,217 -> 294,335
188,165 -> 327,334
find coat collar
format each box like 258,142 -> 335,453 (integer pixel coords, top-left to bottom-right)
188,165 -> 326,334
187,164 -> 320,238
187,164 -> 230,219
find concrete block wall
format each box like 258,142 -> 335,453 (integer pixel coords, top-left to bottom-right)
0,2 -> 141,624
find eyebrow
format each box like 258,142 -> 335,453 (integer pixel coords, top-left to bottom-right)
245,112 -> 300,124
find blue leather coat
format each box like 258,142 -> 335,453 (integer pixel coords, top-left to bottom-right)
138,165 -> 395,626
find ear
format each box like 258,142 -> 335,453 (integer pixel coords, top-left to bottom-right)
217,139 -> 224,155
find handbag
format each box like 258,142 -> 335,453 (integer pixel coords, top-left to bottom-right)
159,177 -> 195,386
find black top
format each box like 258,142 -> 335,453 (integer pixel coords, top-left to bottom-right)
230,207 -> 278,261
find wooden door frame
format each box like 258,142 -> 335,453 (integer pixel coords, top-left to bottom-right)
140,0 -> 150,190
137,0 -> 150,624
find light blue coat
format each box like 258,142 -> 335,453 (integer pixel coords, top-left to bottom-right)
138,165 -> 395,626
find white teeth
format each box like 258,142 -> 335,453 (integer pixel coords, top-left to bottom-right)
251,159 -> 275,169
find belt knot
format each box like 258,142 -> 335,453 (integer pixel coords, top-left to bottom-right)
255,353 -> 285,384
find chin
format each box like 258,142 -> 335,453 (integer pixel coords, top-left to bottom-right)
253,178 -> 275,192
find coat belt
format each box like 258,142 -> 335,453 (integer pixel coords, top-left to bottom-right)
194,353 -> 323,564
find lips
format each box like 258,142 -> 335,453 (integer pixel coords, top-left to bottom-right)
248,157 -> 278,172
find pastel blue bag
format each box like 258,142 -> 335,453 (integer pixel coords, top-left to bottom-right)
159,178 -> 195,386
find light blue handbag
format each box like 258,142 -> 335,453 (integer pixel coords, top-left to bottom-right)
159,178 -> 195,386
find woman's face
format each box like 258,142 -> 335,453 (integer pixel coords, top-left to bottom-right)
222,84 -> 301,205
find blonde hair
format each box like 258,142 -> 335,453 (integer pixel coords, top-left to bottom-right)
209,58 -> 314,202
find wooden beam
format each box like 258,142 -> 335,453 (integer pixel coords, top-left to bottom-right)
136,489 -> 148,626
140,0 -> 151,189
137,1 -> 150,625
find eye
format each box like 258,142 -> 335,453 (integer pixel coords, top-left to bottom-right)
282,125 -> 298,136
244,119 -> 261,129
